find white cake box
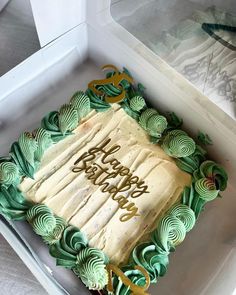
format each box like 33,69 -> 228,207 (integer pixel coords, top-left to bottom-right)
0,1 -> 236,294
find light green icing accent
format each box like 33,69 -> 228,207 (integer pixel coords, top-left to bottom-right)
73,247 -> 109,291
18,132 -> 38,167
70,91 -> 91,119
26,204 -> 56,237
58,104 -> 79,134
43,216 -> 67,245
169,204 -> 196,232
156,214 -> 186,251
0,185 -> 33,220
162,129 -> 196,158
49,225 -> 88,268
34,128 -> 53,161
129,96 -> 146,112
139,108 -> 158,130
146,114 -> 168,137
195,178 -> 219,201
0,161 -> 20,187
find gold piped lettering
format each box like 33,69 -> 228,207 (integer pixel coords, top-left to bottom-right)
72,138 -> 149,222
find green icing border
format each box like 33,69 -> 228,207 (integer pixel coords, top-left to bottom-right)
0,67 -> 228,294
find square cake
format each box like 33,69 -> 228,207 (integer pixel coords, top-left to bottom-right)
0,65 -> 228,294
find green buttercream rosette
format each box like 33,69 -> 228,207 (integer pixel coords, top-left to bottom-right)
73,247 -> 109,291
26,204 -> 67,244
49,225 -> 88,268
0,161 -> 21,187
138,108 -> 167,140
193,160 -> 228,202
129,96 -> 146,112
162,130 -> 196,158
152,204 -> 195,253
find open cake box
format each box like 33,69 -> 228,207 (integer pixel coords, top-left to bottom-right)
0,1 -> 236,294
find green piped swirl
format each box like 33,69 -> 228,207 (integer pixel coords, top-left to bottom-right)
146,114 -> 168,137
73,247 -> 109,291
195,178 -> 219,201
0,161 -> 20,187
58,104 -> 78,134
43,216 -> 67,245
112,267 -> 148,295
26,204 -> 56,236
152,204 -> 195,253
139,108 -> 158,130
70,91 -> 91,119
49,225 -> 88,268
34,128 -> 53,161
129,96 -> 146,112
10,133 -> 37,178
86,89 -> 111,112
169,204 -> 196,232
138,108 -> 167,140
0,185 -> 33,220
162,130 -> 196,158
41,111 -> 72,142
176,145 -> 206,174
131,242 -> 169,283
194,160 -> 228,191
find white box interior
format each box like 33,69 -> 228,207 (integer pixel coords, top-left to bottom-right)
0,1 -> 236,294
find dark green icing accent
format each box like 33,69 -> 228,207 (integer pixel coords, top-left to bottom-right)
86,89 -> 111,112
10,142 -> 35,179
131,242 -> 169,283
112,267 -> 147,295
0,185 -> 33,220
166,112 -> 183,130
49,225 -> 88,268
41,111 -> 72,143
176,145 -> 206,174
182,186 -> 206,219
197,131 -> 213,145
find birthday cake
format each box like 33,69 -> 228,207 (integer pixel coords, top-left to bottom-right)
0,65 -> 228,294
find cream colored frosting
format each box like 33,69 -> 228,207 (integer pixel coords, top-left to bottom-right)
19,105 -> 191,265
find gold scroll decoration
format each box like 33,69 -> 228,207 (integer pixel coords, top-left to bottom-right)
88,64 -> 134,104
106,264 -> 150,295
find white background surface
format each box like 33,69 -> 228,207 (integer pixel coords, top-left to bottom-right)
0,0 -> 236,295
0,0 -> 45,293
